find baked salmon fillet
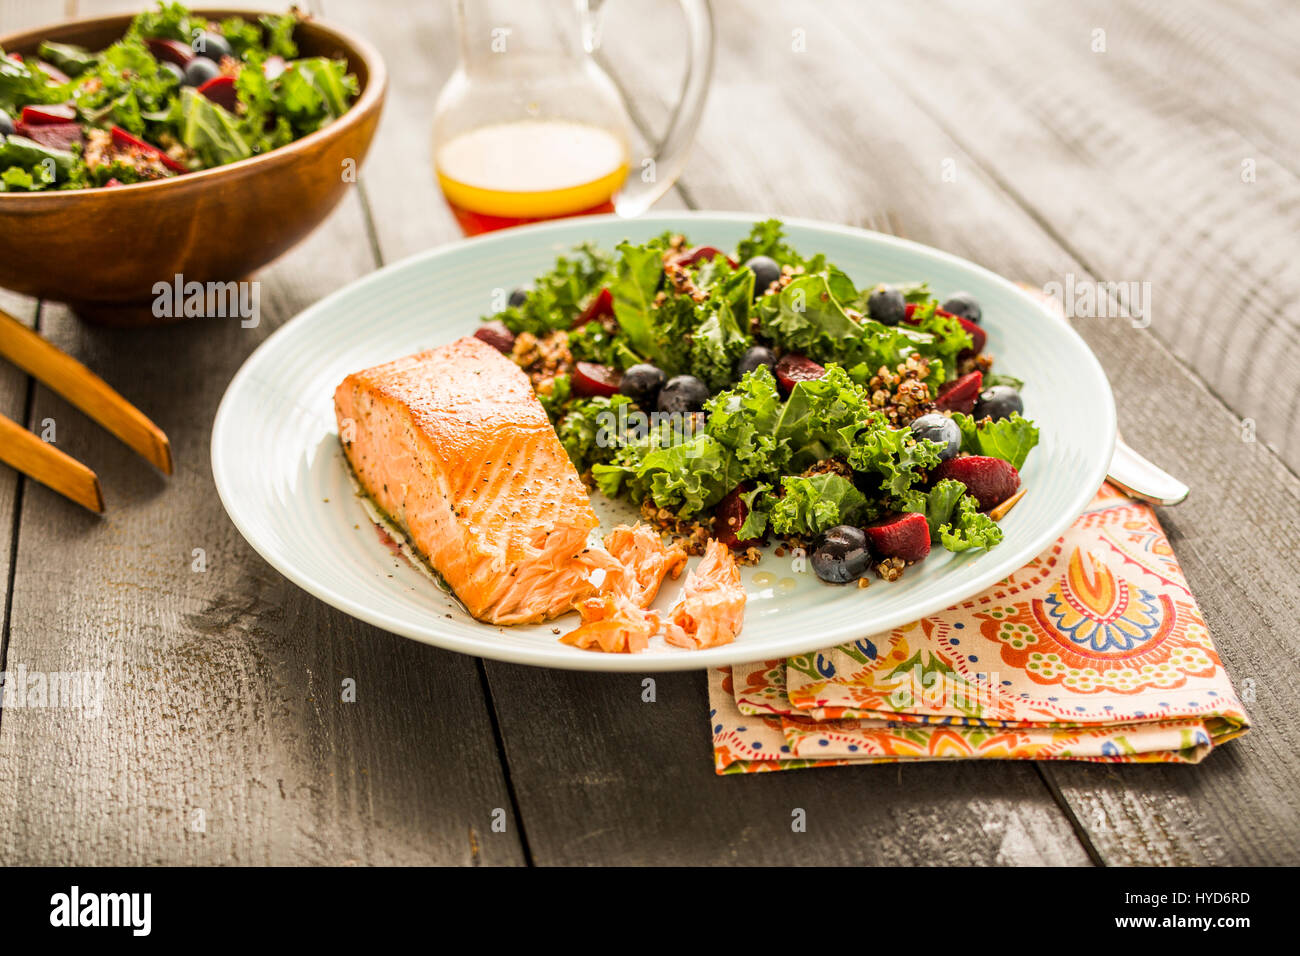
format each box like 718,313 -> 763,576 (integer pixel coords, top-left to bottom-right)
334,335 -> 623,625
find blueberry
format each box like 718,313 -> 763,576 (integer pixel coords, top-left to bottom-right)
909,413 -> 961,461
867,286 -> 906,326
744,255 -> 781,297
942,291 -> 982,324
182,56 -> 222,87
194,32 -> 233,63
159,60 -> 185,84
974,386 -> 1023,421
811,525 -> 873,584
0,108 -> 13,137
736,345 -> 776,378
507,287 -> 528,308
619,363 -> 666,408
657,374 -> 710,414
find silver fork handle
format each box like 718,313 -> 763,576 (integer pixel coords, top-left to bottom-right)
1108,438 -> 1189,506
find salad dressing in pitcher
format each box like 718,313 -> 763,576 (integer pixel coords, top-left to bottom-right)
432,0 -> 714,234
436,120 -> 630,234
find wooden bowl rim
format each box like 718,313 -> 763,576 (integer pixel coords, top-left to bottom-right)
0,7 -> 387,203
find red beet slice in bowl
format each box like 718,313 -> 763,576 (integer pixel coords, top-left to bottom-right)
14,120 -> 82,153
864,511 -> 931,562
110,125 -> 188,173
774,353 -> 826,395
473,321 -> 515,354
572,287 -> 613,327
935,370 -> 983,414
571,361 -> 621,398
932,455 -> 1021,510
197,74 -> 239,112
146,37 -> 195,67
714,485 -> 763,550
19,104 -> 76,125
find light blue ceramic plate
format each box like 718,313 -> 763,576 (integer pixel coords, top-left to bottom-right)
212,212 -> 1115,671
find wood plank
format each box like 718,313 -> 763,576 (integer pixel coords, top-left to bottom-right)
496,666 -> 1092,865
0,0 -> 522,865
0,295 -> 33,674
555,0 -> 1300,865
1082,0 -> 1300,176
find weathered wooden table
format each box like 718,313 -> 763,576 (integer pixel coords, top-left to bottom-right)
1,0 -> 1297,866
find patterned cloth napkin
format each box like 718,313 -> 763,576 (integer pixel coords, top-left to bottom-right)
708,484 -> 1250,773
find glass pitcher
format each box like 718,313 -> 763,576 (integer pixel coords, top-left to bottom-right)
432,0 -> 714,234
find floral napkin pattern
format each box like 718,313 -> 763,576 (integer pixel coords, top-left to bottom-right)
708,484 -> 1250,773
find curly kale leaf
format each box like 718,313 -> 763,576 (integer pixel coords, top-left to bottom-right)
568,320 -> 643,370
898,479 -> 1003,551
847,421 -> 946,499
556,394 -> 631,473
774,364 -> 878,469
690,300 -> 749,390
938,493 -> 1004,552
590,367 -> 785,517
769,474 -> 868,537
494,243 -> 613,336
704,366 -> 789,481
952,411 -> 1039,469
735,219 -> 827,273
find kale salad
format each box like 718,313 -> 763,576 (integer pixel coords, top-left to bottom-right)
0,3 -> 356,191
477,220 -> 1039,586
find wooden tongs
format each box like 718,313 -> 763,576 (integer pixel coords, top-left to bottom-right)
0,308 -> 172,513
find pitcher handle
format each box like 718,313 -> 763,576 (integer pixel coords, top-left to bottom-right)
585,0 -> 715,217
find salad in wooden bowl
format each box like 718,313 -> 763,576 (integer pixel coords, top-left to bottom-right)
0,3 -> 385,324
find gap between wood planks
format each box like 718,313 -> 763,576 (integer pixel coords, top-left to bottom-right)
0,304 -> 43,743
474,657 -> 535,865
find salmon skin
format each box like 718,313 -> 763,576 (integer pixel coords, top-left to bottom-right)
334,335 -> 622,625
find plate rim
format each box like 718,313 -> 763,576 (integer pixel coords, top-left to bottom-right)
212,210 -> 1117,672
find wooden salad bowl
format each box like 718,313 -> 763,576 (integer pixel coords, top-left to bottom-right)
0,9 -> 386,326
